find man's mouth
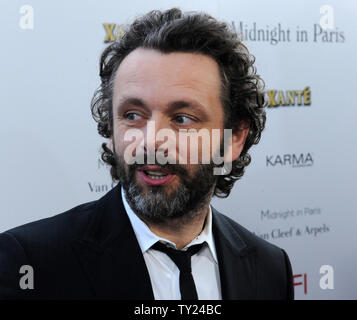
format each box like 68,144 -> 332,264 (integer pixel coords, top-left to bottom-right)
144,170 -> 168,179
137,165 -> 176,186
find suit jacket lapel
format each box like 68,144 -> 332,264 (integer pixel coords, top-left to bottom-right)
71,184 -> 154,299
212,207 -> 258,300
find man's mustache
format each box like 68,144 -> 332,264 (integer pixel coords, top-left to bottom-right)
128,161 -> 189,176
115,151 -> 218,179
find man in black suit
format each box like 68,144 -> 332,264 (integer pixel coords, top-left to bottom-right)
0,8 -> 293,300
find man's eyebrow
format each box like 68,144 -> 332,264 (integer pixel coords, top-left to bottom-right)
115,96 -> 209,119
167,100 -> 209,120
116,97 -> 149,113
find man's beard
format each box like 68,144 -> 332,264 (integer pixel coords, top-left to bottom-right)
114,152 -> 219,228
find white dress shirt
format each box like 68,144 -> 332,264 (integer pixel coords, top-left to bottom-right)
121,187 -> 222,300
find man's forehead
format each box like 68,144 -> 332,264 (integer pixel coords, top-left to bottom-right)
112,48 -> 222,111
113,47 -> 221,89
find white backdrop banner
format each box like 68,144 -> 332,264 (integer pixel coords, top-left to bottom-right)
1,0 -> 356,299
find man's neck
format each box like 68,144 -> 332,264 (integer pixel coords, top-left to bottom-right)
144,205 -> 210,250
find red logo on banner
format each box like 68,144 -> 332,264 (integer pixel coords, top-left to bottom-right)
293,273 -> 307,294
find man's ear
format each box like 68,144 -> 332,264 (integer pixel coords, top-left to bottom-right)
223,121 -> 250,163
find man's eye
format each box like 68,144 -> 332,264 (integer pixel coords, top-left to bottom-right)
173,115 -> 196,125
124,112 -> 142,121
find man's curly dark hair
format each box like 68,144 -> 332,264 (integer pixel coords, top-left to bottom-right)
91,8 -> 266,198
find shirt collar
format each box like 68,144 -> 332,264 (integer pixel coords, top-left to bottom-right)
121,187 -> 218,263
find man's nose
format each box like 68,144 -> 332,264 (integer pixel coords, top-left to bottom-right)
143,114 -> 172,155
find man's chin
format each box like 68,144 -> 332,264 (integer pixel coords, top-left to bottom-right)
124,175 -> 191,221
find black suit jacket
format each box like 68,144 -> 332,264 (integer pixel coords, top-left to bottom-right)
0,184 -> 294,300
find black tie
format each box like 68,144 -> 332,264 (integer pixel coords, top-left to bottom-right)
151,241 -> 205,300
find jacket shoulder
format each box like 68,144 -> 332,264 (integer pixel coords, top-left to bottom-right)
213,210 -> 294,299
0,200 -> 100,299
2,200 -> 97,252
